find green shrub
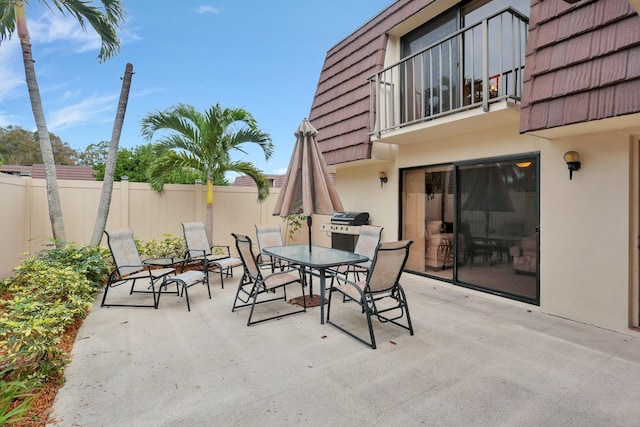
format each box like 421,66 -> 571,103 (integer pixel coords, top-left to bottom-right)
0,370 -> 35,424
35,243 -> 110,290
135,233 -> 187,258
0,241 -> 111,420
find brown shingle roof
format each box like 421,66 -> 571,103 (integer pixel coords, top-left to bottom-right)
0,164 -> 97,180
309,0 -> 437,166
231,173 -> 336,188
520,0 -> 640,133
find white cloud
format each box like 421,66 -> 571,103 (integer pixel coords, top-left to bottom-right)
196,5 -> 220,14
272,167 -> 289,175
29,12 -> 102,54
0,38 -> 26,102
48,94 -> 118,131
132,86 -> 164,99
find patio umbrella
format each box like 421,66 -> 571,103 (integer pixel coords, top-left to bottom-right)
273,118 -> 344,251
273,119 -> 344,307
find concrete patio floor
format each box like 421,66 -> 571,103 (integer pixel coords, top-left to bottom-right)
48,272 -> 640,426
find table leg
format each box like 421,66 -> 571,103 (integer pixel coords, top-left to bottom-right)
319,267 -> 326,324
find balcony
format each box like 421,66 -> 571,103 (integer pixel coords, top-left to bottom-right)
369,7 -> 528,138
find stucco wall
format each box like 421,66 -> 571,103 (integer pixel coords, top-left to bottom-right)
335,123 -> 634,333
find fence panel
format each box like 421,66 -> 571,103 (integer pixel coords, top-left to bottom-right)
0,176 -> 331,280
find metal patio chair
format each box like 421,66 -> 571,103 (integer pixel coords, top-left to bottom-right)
327,240 -> 414,349
232,233 -> 306,326
331,225 -> 383,282
255,223 -> 287,272
102,229 -> 176,308
182,222 -> 242,289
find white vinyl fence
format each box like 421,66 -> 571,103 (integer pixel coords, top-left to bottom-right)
0,174 -> 330,280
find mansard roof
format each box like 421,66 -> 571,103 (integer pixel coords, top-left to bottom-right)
520,0 -> 640,133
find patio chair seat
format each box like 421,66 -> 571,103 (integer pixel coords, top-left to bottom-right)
157,270 -> 209,311
206,256 -> 243,288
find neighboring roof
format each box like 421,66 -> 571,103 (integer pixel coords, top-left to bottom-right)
308,0 -> 436,166
520,0 -> 640,133
232,174 -> 287,188
0,164 -> 97,180
232,173 -> 336,188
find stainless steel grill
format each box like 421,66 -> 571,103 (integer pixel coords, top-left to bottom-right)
320,212 -> 370,251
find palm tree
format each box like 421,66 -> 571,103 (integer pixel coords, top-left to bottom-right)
0,0 -> 125,244
141,103 -> 274,240
89,62 -> 133,247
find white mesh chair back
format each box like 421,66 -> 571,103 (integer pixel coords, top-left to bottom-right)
183,222 -> 212,257
106,229 -> 143,276
366,240 -> 413,294
233,234 -> 261,280
354,225 -> 383,258
255,224 -> 284,251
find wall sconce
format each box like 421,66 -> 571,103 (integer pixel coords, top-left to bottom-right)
378,171 -> 388,188
563,151 -> 581,180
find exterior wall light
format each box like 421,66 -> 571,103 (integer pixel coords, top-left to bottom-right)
378,171 -> 388,188
563,151 -> 581,180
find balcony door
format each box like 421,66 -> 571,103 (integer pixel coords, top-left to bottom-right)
401,9 -> 459,122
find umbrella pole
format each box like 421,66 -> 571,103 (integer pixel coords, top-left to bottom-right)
307,216 -> 312,252
307,216 -> 314,296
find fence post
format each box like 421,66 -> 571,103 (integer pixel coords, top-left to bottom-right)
120,176 -> 129,228
195,180 -> 203,222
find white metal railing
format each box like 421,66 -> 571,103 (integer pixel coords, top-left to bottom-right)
369,7 -> 528,136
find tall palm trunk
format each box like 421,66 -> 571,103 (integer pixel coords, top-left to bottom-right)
90,63 -> 134,246
14,1 -> 66,243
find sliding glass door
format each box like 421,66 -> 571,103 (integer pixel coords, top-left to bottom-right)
401,154 -> 539,304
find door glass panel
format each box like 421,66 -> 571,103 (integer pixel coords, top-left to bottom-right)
457,158 -> 538,301
402,165 -> 455,280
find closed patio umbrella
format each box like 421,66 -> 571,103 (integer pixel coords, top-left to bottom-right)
273,118 -> 344,251
273,119 -> 344,307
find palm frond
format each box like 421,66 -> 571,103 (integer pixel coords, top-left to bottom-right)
48,0 -> 126,62
220,161 -> 271,202
148,150 -> 204,192
0,3 -> 16,43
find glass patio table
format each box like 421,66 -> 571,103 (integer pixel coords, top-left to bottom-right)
262,244 -> 368,324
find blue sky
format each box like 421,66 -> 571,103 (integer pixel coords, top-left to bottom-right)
0,0 -> 391,176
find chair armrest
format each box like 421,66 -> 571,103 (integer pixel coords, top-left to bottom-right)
185,249 -> 208,259
210,245 -> 231,257
112,264 -> 145,279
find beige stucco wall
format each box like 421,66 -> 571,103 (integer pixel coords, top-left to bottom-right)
335,121 -> 635,333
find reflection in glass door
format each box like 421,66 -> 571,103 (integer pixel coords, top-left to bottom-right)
401,155 -> 539,304
402,165 -> 455,281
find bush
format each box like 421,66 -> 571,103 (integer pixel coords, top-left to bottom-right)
0,242 -> 111,421
135,233 -> 186,259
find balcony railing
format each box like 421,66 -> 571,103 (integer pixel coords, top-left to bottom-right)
369,7 -> 528,136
